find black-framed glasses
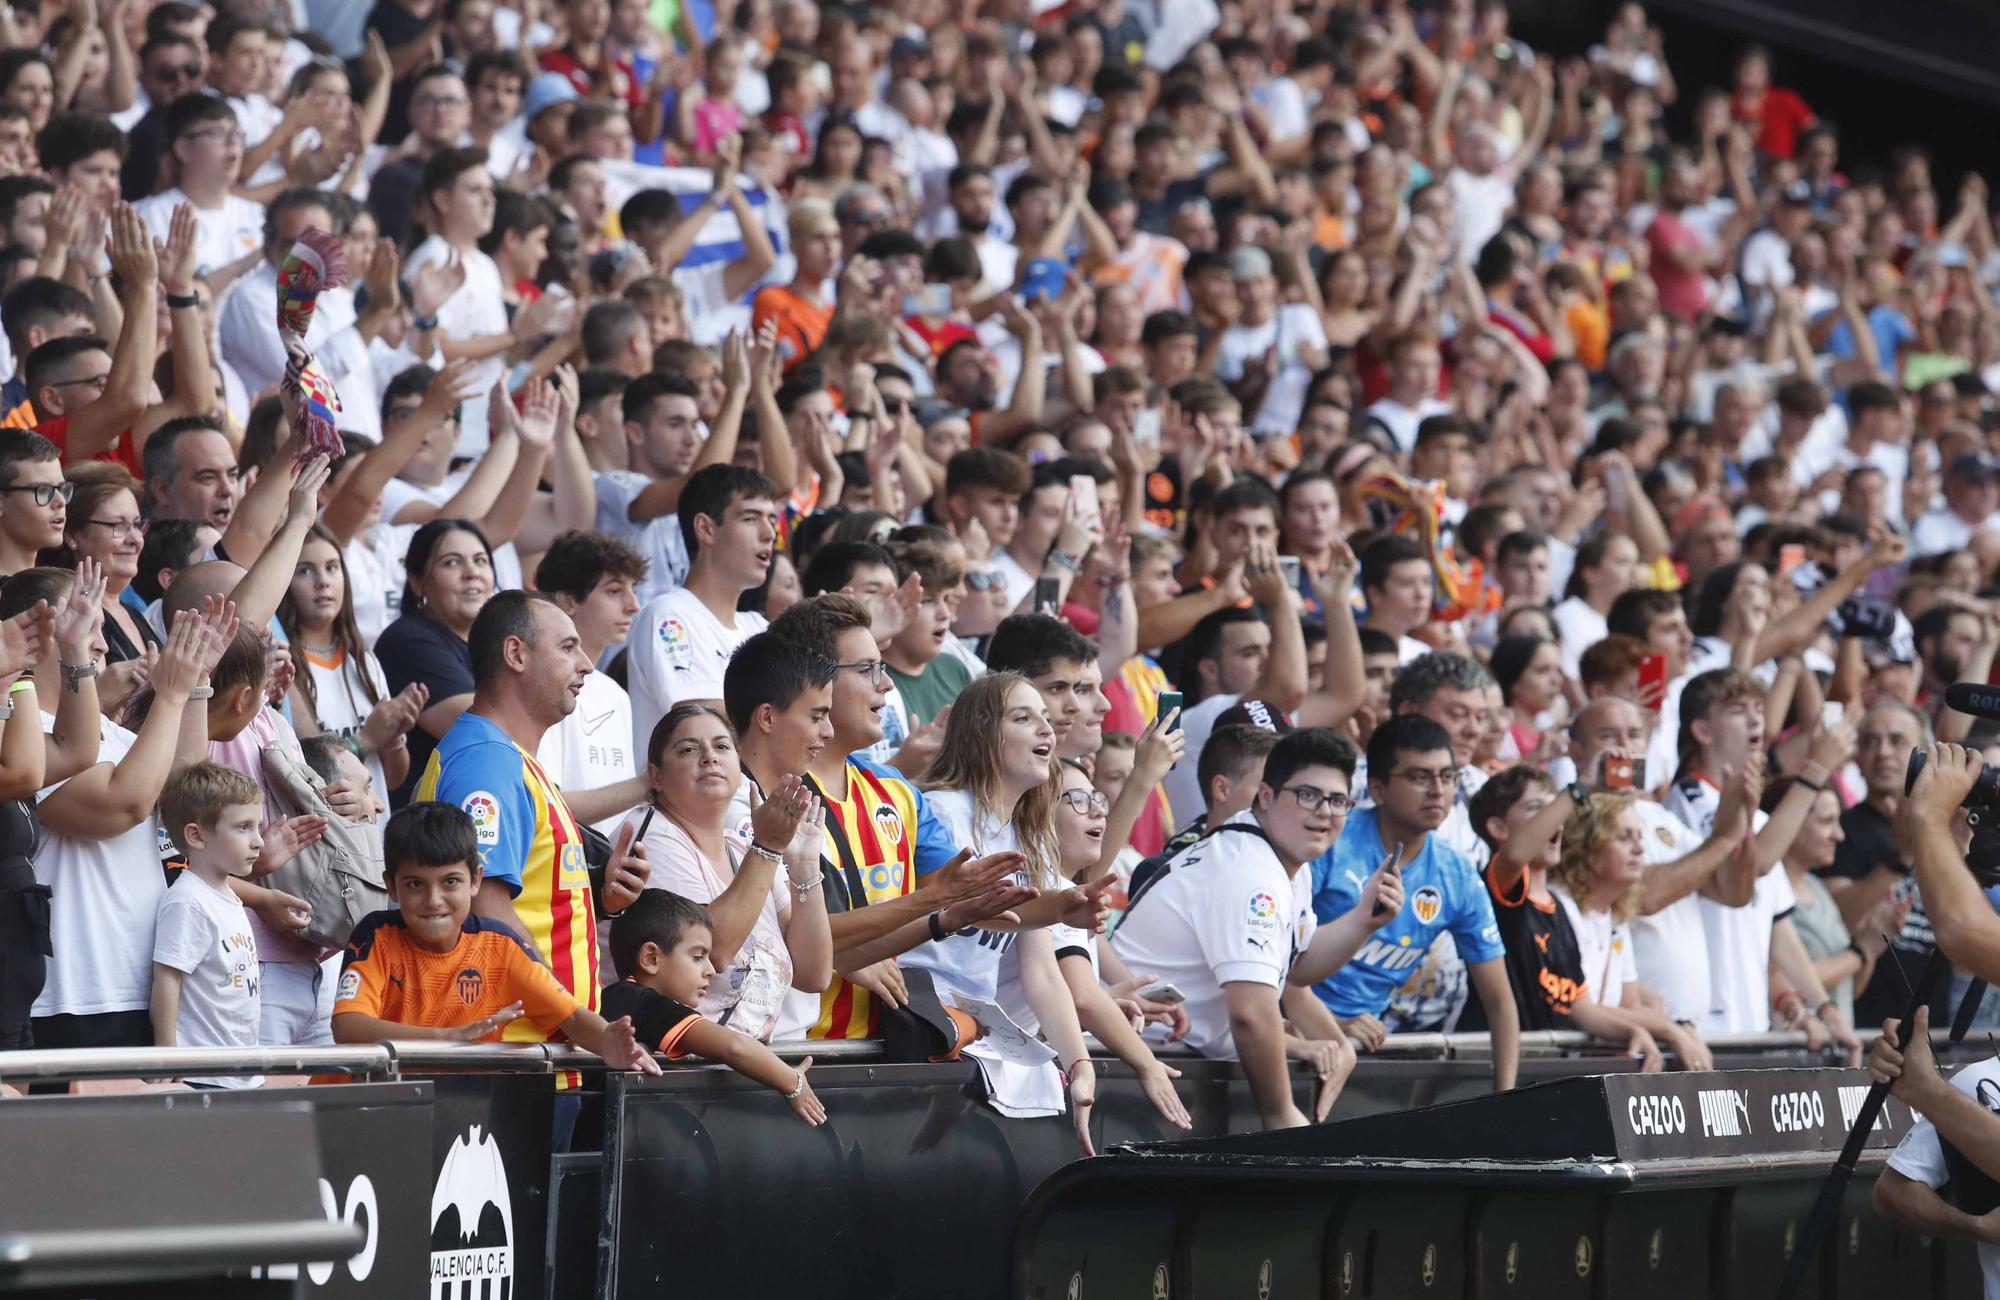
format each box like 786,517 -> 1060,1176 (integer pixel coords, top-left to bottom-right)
1390,768 -> 1459,792
1278,785 -> 1352,816
1057,788 -> 1110,815
48,373 -> 109,392
84,517 -> 143,540
836,658 -> 890,685
0,481 -> 74,506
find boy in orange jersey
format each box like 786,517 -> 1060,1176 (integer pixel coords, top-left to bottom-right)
332,801 -> 660,1075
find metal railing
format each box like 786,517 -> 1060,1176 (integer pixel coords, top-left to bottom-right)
0,1025 -> 1931,1085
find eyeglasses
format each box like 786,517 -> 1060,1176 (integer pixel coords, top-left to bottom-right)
183,126 -> 245,146
85,517 -> 143,540
1390,768 -> 1460,792
49,373 -> 109,392
0,481 -> 74,507
148,61 -> 203,82
1057,788 -> 1110,815
964,570 -> 1001,591
836,658 -> 890,685
881,395 -> 910,415
1277,785 -> 1352,815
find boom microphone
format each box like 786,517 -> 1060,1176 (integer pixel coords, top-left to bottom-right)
1943,683 -> 2000,720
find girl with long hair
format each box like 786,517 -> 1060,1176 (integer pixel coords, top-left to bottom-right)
905,672 -> 1102,1155
619,703 -> 832,1043
281,523 -> 427,812
1551,531 -> 1640,676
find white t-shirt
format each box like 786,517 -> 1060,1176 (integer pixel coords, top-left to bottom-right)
32,715 -> 167,1017
989,550 -> 1038,615
1886,1055 -> 2000,1300
593,471 -> 691,604
1912,507 -> 1996,559
152,872 -> 263,1087
1364,397 -> 1453,455
1215,304 -> 1329,435
1110,811 -> 1317,1060
1628,798 -> 1712,1024
536,671 -> 638,835
343,527 -> 410,645
134,187 -> 265,277
898,789 -> 1024,1005
1551,595 -> 1607,679
626,587 -> 767,754
1551,882 -> 1635,1008
1161,691 -> 1240,832
301,646 -> 394,835
404,236 -> 510,453
1448,167 -> 1514,263
1667,773 -> 1793,1035
378,473 -> 525,592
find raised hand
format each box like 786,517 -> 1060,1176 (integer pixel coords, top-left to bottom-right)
193,594 -> 242,678
106,201 -> 158,287
287,454 -> 333,527
256,814 -> 329,874
1055,876 -> 1116,933
785,795 -> 826,882
150,608 -> 208,703
361,681 -> 427,753
746,317 -> 779,390
514,378 -> 562,448
603,821 -> 650,913
747,773 -> 810,855
411,257 -> 468,319
363,238 -> 402,313
1133,709 -> 1185,786
158,202 -> 199,296
0,600 -> 51,681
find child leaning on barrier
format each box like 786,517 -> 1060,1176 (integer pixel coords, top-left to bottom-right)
330,802 -> 662,1075
150,762 -> 270,1088
602,889 -> 827,1124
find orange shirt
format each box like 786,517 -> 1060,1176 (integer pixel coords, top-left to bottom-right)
334,911 -> 580,1038
751,284 -> 834,373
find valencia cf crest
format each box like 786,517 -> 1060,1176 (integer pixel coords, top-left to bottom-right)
873,803 -> 905,845
1411,885 -> 1443,925
456,967 -> 485,1006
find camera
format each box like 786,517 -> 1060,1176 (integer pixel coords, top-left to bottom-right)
1906,748 -> 2000,883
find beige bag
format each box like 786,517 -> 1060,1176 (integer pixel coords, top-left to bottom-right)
258,746 -> 389,951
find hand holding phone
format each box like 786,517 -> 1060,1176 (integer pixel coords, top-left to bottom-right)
1369,844 -> 1406,922
1637,653 -> 1668,713
1157,691 -> 1183,733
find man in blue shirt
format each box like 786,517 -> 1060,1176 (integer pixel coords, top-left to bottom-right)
1309,714 -> 1519,1091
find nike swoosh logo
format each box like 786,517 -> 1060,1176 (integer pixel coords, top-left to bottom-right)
583,710 -> 615,734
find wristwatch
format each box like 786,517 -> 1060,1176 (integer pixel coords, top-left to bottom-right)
412,312 -> 440,332
59,659 -> 99,691
1566,781 -> 1591,805
1045,547 -> 1083,573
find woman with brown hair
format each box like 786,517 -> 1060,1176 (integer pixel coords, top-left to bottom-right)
902,671 -> 1102,1154
58,462 -> 156,715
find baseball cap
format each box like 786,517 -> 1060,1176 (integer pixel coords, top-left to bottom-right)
524,72 -> 581,122
890,35 -> 930,61
1948,453 -> 1997,484
1779,179 -> 1813,206
1213,699 -> 1296,736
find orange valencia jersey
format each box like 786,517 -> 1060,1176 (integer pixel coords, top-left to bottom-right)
334,911 -> 580,1037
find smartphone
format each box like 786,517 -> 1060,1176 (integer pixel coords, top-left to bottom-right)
1370,844 -> 1405,920
1068,474 -> 1101,525
1021,257 -> 1068,303
1821,701 -> 1845,732
1034,574 -> 1062,615
1132,409 -> 1162,449
635,805 -> 656,844
1278,555 -> 1302,589
903,283 -> 951,316
1602,752 -> 1636,791
1778,544 -> 1806,577
1150,982 -> 1188,1006
1157,691 -> 1183,734
1637,652 -> 1668,712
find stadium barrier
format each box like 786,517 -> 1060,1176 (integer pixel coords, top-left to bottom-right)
0,1032 -> 1983,1299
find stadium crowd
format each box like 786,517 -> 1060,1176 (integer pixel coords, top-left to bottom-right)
0,0 -> 1995,1147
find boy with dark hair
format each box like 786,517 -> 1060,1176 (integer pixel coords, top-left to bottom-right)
134,94 -> 262,274
0,275 -> 92,420
0,429 -> 66,574
627,462 -> 780,746
602,890 -> 826,1122
1358,533 -> 1434,665
151,762 -> 268,1087
534,531 -> 651,830
882,536 -> 972,725
986,612 -> 1104,760
1309,713 -> 1518,1088
332,803 -> 662,1075
943,446 -> 1031,554
36,112 -> 127,206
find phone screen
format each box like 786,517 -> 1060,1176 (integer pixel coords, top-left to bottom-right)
1034,575 -> 1062,615
1132,409 -> 1163,448
1068,474 -> 1101,525
1157,691 -> 1183,733
1278,555 -> 1302,589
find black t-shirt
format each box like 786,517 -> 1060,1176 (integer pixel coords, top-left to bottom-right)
378,612 -> 475,805
1818,799 -> 1948,1026
1459,862 -> 1587,1033
600,979 -> 703,1057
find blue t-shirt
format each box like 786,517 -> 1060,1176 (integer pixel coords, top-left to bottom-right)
1306,806 -> 1503,1017
851,753 -> 960,878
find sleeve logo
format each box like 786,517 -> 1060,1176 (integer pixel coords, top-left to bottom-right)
1247,891 -> 1279,927
1411,885 -> 1443,925
462,792 -> 502,847
337,967 -> 361,1002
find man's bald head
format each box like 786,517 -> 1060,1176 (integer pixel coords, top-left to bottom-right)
1569,695 -> 1648,786
161,559 -> 245,619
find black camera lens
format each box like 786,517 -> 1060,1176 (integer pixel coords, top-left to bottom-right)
1905,748 -> 2000,805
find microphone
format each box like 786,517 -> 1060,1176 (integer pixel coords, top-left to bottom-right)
1944,683 -> 2000,720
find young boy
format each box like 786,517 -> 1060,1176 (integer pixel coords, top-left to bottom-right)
331,803 -> 661,1075
602,889 -> 826,1124
151,763 -> 269,1088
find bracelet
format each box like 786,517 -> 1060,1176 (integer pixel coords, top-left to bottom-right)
1095,573 -> 1128,588
1813,1000 -> 1837,1019
747,842 -> 784,865
1847,938 -> 1867,962
189,682 -> 215,701
1046,548 -> 1083,573
927,909 -> 948,942
1795,776 -> 1825,793
165,291 -> 199,309
786,1069 -> 807,1100
791,872 -> 822,898
0,699 -> 14,720
59,659 -> 99,690
8,679 -> 33,695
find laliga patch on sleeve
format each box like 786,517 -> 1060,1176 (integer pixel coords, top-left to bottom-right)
461,791 -> 503,847
1246,890 -> 1280,930
337,967 -> 361,1002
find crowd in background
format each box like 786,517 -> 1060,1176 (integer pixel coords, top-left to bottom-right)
0,0 -> 1996,1139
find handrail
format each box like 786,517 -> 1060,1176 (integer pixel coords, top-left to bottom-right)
0,1045 -> 398,1083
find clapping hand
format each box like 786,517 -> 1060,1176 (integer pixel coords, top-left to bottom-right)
748,774 -> 811,855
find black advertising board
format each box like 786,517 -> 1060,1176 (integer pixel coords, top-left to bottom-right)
424,1072 -> 556,1300
1602,1067 -> 1918,1163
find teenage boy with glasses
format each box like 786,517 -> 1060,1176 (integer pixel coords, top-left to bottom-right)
1307,713 -> 1520,1090
134,95 -> 264,279
0,431 -> 69,574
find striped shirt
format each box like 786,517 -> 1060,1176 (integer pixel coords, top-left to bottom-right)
805,761 -> 925,1040
415,713 -> 600,1036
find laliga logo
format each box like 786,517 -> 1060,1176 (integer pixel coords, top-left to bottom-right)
431,1125 -> 514,1298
